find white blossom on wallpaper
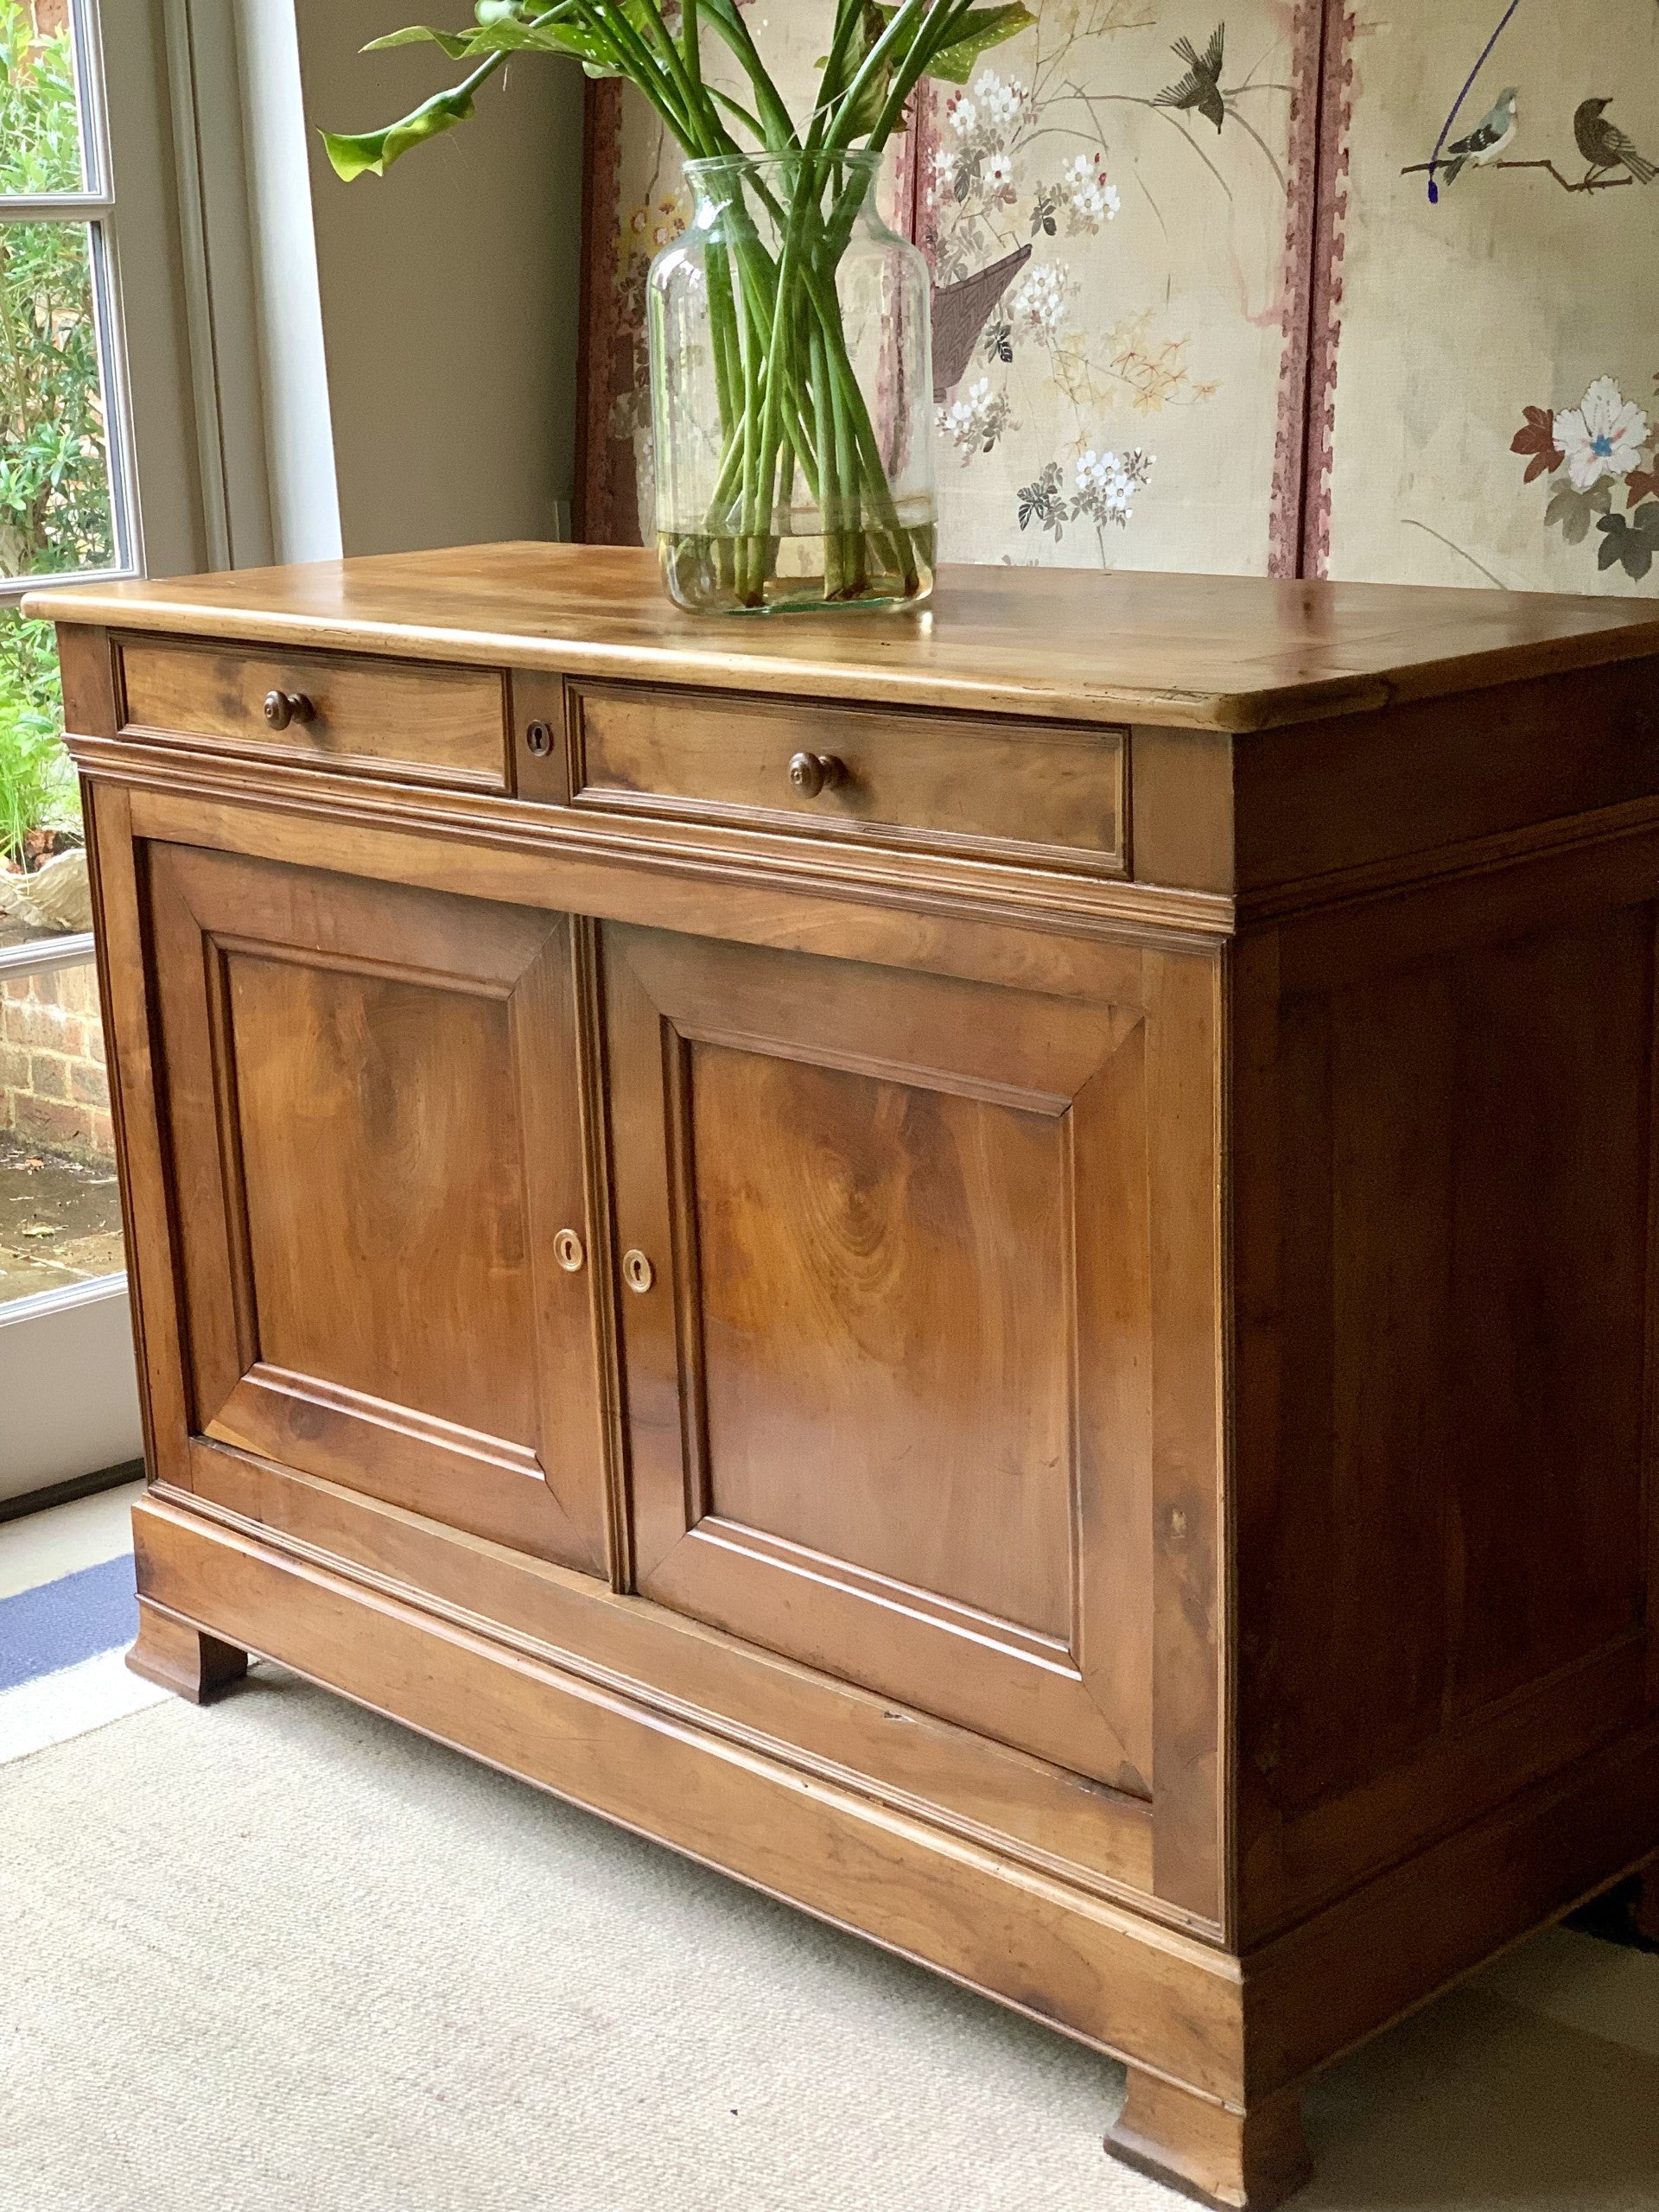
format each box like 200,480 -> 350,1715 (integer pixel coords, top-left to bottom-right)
1324,2 -> 1659,595
920,2 -> 1300,573
1511,374 -> 1659,584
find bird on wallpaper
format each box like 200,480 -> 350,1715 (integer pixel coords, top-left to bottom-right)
1573,98 -> 1657,185
1154,23 -> 1227,134
1436,86 -> 1519,186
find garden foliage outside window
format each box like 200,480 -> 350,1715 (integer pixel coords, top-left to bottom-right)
1,0 -> 126,891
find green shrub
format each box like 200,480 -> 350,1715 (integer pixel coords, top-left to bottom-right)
1,0 -> 106,861
0,606 -> 73,862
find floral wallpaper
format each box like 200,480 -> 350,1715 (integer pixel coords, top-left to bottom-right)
578,0 -> 1658,599
916,3 -> 1305,575
582,1 -> 1311,575
1317,1 -> 1659,597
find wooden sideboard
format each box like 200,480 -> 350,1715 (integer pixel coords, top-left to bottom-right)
28,547 -> 1659,2208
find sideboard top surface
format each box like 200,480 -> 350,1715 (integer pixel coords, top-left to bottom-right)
26,543 -> 1659,735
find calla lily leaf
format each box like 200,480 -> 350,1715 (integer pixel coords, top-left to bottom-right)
321,82 -> 480,181
461,20 -> 601,53
832,3 -> 896,139
891,2 -> 1033,85
925,3 -> 1035,83
363,25 -> 478,58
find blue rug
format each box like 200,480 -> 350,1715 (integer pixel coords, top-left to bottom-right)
0,1555 -> 138,1692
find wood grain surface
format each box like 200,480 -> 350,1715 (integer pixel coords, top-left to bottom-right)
26,541 -> 1659,733
119,637 -> 508,789
48,544 -> 1659,2212
569,680 -> 1126,868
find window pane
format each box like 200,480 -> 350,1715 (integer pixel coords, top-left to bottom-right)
1,606 -> 76,877
1,219 -> 116,579
0,1 -> 86,195
0,957 -> 123,1306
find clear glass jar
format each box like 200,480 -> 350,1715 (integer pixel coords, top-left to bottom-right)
647,151 -> 936,616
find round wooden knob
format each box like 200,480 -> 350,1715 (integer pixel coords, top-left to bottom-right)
553,1229 -> 585,1274
264,689 -> 314,731
622,1249 -> 655,1294
787,751 -> 844,799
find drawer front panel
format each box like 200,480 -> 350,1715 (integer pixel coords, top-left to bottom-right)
119,639 -> 507,788
570,682 -> 1127,870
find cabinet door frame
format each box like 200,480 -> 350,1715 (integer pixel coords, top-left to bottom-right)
601,921 -> 1225,1910
131,836 -> 613,1577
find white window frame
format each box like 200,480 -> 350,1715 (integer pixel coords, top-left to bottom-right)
0,0 -> 145,605
2,0 -> 197,1497
2,0 -> 342,1500
0,929 -> 141,1505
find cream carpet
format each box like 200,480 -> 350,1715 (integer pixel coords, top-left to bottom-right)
3,1669 -> 1657,2212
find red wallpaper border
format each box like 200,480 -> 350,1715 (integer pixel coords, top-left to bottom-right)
1300,1 -> 1356,579
574,76 -> 626,548
1268,0 -> 1332,578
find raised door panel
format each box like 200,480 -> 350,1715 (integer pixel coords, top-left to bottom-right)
602,924 -> 1222,1840
143,843 -> 610,1576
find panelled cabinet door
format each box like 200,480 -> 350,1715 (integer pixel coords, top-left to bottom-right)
143,844 -> 611,1576
602,925 -> 1222,1808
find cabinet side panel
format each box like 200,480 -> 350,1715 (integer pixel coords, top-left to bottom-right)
1235,664 -> 1659,897
1236,857 -> 1658,1940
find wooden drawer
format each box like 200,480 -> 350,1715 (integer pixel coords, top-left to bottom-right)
119,639 -> 508,790
567,682 -> 1127,873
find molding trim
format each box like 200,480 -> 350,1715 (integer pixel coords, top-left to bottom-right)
69,737 -> 1236,947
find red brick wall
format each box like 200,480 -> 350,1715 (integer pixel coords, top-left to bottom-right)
0,963 -> 115,1159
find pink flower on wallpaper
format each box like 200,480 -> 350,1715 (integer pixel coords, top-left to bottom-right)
1555,377 -> 1651,491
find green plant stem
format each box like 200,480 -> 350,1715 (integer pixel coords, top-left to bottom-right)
630,0 -> 724,151
857,0 -> 982,156
332,0 -> 1009,604
696,0 -> 800,149
691,158 -> 918,603
820,0 -> 938,156
680,0 -> 701,89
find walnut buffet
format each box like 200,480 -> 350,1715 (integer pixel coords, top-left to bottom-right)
29,547 -> 1659,2207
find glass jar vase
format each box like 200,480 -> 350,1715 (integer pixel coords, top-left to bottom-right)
647,151 -> 936,616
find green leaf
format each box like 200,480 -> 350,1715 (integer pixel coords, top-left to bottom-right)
834,3 -> 897,138
462,19 -> 590,50
356,11 -> 626,77
321,81 -> 481,181
1544,476 -> 1611,547
921,3 -> 1035,85
452,17 -> 626,70
363,25 -> 477,56
1597,501 -> 1659,582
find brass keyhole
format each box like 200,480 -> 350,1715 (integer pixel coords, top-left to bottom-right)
525,720 -> 554,758
622,1248 -> 655,1294
553,1229 -> 585,1273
